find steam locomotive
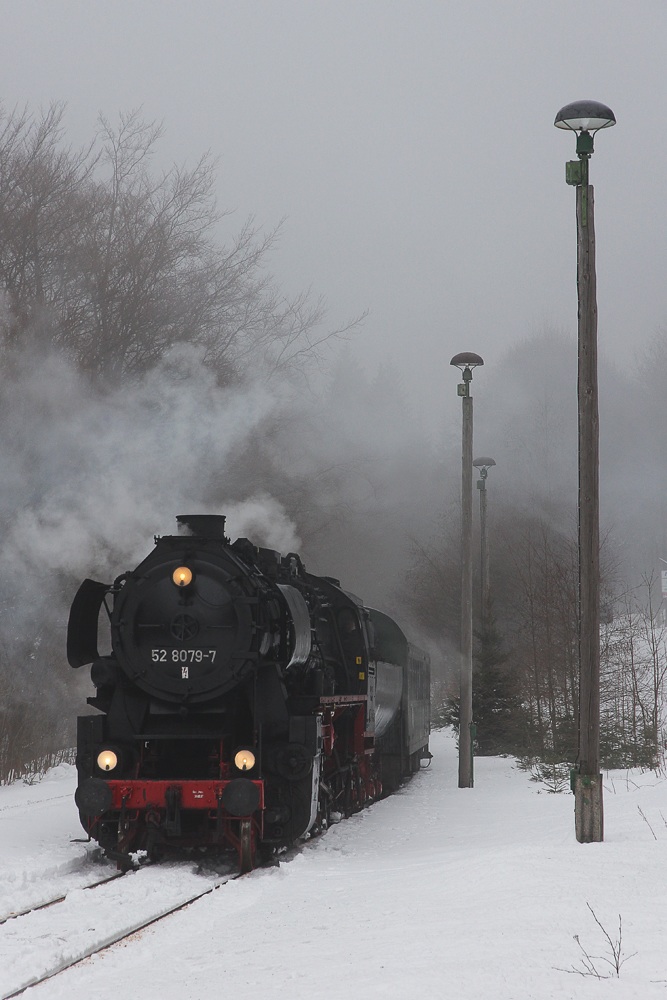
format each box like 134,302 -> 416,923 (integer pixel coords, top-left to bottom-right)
68,515 -> 430,871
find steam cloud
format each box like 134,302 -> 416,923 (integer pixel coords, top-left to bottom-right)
224,494 -> 301,553
0,344 -> 300,634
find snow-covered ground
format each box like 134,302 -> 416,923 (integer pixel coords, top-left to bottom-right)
2,729 -> 667,999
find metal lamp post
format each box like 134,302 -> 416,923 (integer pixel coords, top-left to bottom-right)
473,457 -> 496,632
451,351 -> 484,788
554,99 -> 616,843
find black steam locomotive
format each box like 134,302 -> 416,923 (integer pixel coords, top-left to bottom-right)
68,515 -> 430,871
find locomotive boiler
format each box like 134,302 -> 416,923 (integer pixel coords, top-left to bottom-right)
68,514 -> 430,871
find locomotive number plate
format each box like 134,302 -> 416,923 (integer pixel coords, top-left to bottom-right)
151,648 -> 218,663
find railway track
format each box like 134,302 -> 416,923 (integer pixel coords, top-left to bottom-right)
0,792 -> 72,814
0,871 -> 125,926
0,862 -> 238,999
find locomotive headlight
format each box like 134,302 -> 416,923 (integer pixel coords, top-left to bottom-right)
234,749 -> 256,772
96,749 -> 118,772
172,566 -> 193,588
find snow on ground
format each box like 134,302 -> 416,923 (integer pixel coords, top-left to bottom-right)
2,729 -> 667,999
0,763 -> 104,918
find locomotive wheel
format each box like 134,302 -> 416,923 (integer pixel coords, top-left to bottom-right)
239,819 -> 255,874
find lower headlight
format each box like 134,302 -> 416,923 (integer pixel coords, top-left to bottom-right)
97,749 -> 119,772
234,748 -> 256,772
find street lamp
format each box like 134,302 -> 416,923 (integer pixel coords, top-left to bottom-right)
555,100 -> 616,225
451,351 -> 484,789
473,456 -> 496,631
554,99 -> 616,844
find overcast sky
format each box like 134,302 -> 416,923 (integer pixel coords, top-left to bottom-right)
1,1 -> 666,419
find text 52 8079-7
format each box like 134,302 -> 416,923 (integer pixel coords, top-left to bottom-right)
151,648 -> 217,663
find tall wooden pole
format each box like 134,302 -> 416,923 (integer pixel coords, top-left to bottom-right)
555,101 -> 615,843
459,391 -> 474,788
451,353 -> 483,788
479,474 -> 490,631
573,179 -> 603,842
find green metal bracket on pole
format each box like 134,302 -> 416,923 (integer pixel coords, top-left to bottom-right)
570,768 -> 595,792
565,155 -> 593,226
565,161 -> 584,185
457,366 -> 473,397
576,131 -> 594,157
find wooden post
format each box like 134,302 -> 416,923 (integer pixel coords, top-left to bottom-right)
574,181 -> 603,842
480,479 -> 490,631
459,393 -> 474,788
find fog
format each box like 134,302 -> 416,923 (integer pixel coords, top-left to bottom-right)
0,3 -> 665,717
1,1 -> 666,420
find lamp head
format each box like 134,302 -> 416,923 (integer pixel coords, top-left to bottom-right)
451,352 -> 483,397
555,100 -> 615,159
554,100 -> 616,134
474,456 -> 495,484
450,352 -> 484,371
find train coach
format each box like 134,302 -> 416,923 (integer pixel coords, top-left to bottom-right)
68,514 -> 431,871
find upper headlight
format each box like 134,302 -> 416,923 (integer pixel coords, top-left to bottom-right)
96,749 -> 118,772
172,566 -> 193,588
234,749 -> 256,772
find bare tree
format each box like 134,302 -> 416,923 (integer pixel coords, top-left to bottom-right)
601,575 -> 667,767
0,103 -> 95,340
0,105 -> 346,387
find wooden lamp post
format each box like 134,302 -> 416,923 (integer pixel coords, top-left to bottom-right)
451,351 -> 484,788
554,99 -> 616,843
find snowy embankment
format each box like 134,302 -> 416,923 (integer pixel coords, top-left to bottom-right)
2,730 -> 667,999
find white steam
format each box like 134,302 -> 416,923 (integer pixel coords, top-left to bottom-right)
1,345 -> 296,614
224,493 -> 301,553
